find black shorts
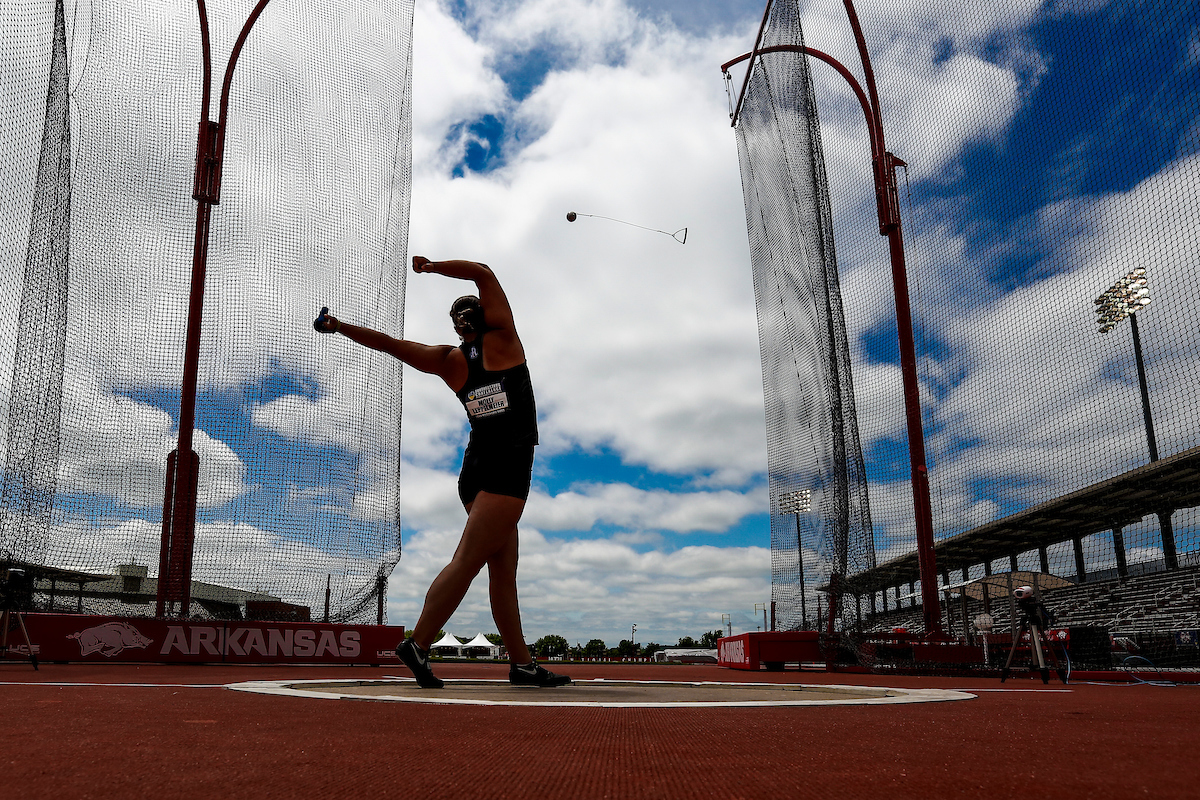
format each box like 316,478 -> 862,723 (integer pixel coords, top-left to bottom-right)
457,441 -> 536,506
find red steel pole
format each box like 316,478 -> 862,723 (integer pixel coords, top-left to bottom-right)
722,0 -> 944,637
841,0 -> 943,638
157,0 -> 274,617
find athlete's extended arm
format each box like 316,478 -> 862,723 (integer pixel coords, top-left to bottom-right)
315,311 -> 464,387
412,256 -> 517,334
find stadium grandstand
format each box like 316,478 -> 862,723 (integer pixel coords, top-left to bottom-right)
727,0 -> 1200,672
5,557 -> 312,620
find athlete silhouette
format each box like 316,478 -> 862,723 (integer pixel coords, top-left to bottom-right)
315,256 -> 569,688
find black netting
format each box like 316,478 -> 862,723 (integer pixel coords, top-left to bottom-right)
0,0 -> 72,570
735,0 -> 875,633
732,0 -> 1200,645
1,0 -> 414,622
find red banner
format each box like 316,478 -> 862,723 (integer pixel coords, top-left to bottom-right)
8,613 -> 405,665
718,632 -> 821,670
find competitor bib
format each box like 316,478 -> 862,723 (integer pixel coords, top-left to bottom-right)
464,381 -> 509,419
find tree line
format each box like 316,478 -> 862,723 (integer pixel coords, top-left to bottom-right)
531,630 -> 724,660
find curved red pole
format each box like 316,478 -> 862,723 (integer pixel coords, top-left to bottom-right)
722,45 -> 880,163
214,0 -> 276,179
159,0 -> 277,618
721,1 -> 944,638
196,0 -> 212,121
840,0 -> 943,638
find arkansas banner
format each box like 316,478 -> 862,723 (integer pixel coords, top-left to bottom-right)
12,613 -> 405,665
717,631 -> 822,670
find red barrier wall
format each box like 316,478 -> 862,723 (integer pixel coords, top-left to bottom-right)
717,632 -> 822,670
10,613 -> 405,665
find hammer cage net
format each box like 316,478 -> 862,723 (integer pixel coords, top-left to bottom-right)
1,0 -> 415,622
734,0 -> 1200,649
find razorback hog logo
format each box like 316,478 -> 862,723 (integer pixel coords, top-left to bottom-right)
68,622 -> 153,657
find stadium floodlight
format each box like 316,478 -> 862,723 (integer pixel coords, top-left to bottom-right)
1094,269 -> 1158,462
755,602 -> 769,632
1095,269 -> 1151,333
777,489 -> 812,628
777,489 -> 812,514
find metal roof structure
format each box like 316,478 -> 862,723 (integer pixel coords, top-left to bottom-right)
848,445 -> 1200,596
4,559 -> 108,585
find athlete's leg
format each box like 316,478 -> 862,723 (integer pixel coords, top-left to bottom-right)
486,525 -> 531,664
410,491 -> 526,649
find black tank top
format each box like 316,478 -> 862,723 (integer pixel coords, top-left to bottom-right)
455,338 -> 539,446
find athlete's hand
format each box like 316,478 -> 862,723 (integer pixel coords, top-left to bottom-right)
313,306 -> 340,334
412,255 -> 432,273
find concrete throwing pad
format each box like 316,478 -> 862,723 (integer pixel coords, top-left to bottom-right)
226,678 -> 975,708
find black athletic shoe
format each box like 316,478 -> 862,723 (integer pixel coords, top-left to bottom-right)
396,638 -> 443,688
509,662 -> 572,687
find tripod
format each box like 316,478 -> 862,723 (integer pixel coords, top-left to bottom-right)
1000,605 -> 1064,685
0,567 -> 39,670
0,607 -> 38,670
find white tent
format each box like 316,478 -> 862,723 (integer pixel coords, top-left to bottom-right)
654,648 -> 718,664
430,632 -> 463,656
462,632 -> 501,659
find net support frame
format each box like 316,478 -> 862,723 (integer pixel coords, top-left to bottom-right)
725,0 -> 944,637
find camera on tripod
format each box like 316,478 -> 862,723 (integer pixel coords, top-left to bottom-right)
1013,585 -> 1053,630
0,565 -> 35,613
1002,585 -> 1066,684
0,563 -> 38,670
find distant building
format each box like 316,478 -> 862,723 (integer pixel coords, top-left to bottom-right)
21,561 -> 309,621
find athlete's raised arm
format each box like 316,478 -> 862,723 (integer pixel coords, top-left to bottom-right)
411,257 -> 517,336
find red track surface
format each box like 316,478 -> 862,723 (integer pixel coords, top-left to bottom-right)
2,661 -> 1195,799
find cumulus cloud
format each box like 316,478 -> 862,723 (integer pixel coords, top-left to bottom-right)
524,481 -> 764,533
55,376 -> 248,510
387,522 -> 771,645
914,154 -> 1200,536
6,0 -> 1192,643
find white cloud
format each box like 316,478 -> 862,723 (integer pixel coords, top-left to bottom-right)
5,0 -> 1193,643
407,3 -> 766,483
413,0 -> 510,169
524,481 -> 764,533
45,514 -> 385,615
919,155 -> 1200,522
54,376 -> 248,510
387,522 -> 771,645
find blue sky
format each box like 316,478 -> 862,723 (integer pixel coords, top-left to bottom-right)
2,0 -> 1196,647
386,0 -> 1197,644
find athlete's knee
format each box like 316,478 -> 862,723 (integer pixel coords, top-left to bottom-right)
487,546 -> 518,575
487,551 -> 517,575
447,547 -> 490,578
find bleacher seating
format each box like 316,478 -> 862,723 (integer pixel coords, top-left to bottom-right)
860,563 -> 1200,637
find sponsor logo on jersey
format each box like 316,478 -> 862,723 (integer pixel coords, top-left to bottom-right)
465,381 -> 509,418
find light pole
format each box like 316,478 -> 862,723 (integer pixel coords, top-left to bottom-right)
778,489 -> 811,628
1095,268 -> 1156,461
754,602 -> 768,633
157,0 -> 278,617
722,0 -> 944,637
1093,268 -> 1178,571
